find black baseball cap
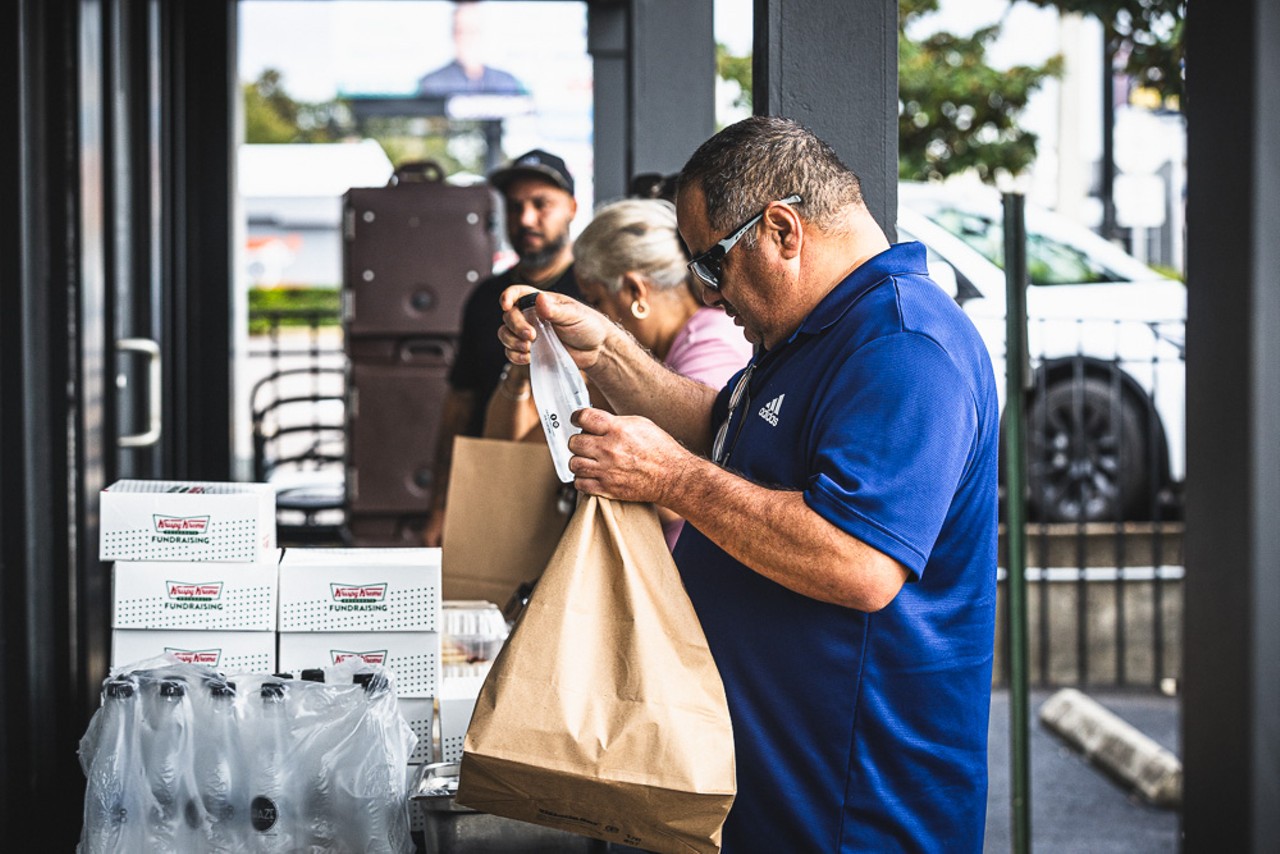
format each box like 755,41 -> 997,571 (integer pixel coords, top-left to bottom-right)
488,149 -> 575,196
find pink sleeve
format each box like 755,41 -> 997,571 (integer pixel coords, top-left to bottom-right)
663,307 -> 754,393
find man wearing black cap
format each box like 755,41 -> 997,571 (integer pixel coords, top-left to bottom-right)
422,148 -> 581,546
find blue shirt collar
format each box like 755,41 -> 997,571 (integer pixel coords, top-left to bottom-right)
788,241 -> 929,341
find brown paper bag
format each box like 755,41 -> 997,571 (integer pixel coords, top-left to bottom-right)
455,495 -> 736,854
440,436 -> 572,604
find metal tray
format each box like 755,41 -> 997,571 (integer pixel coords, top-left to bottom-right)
408,762 -> 615,852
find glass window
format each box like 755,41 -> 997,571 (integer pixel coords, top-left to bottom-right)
899,224 -> 984,305
929,208 -> 1124,286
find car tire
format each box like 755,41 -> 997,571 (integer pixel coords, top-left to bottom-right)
1025,377 -> 1149,523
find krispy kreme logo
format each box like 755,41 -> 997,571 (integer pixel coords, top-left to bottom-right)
328,583 -> 389,612
330,583 -> 386,603
330,650 -> 387,666
167,581 -> 223,600
165,647 -> 221,666
152,515 -> 210,533
165,581 -> 224,611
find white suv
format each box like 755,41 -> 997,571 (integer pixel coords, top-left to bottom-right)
896,181 -> 1185,523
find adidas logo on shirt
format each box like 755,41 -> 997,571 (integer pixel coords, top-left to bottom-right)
758,394 -> 785,426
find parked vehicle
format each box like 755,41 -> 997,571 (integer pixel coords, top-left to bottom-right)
896,181 -> 1186,522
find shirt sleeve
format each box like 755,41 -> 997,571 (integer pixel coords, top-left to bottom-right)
803,332 -> 979,579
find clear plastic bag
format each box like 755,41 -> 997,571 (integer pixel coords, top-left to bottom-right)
519,293 -> 591,483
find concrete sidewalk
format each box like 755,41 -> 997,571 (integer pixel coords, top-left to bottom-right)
985,687 -> 1181,852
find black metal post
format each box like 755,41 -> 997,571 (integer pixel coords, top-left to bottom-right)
1002,192 -> 1032,854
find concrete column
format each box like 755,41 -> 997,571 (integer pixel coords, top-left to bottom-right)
589,0 -> 716,208
1183,0 -> 1280,849
627,0 -> 716,181
752,0 -> 898,238
587,4 -> 627,206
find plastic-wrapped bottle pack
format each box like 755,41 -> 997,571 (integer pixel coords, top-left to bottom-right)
78,676 -> 148,852
77,655 -> 417,854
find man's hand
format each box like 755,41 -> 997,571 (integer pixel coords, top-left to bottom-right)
498,286 -> 616,372
566,407 -> 699,506
498,284 -> 720,455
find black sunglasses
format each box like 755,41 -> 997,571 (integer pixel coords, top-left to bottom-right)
686,194 -> 803,291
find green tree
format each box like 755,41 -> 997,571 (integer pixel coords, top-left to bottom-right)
241,69 -> 480,175
244,70 -> 299,144
716,42 -> 753,113
1018,0 -> 1184,105
714,5 -> 1061,185
899,0 -> 1063,183
242,69 -> 344,144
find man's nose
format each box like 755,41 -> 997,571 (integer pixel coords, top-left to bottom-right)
698,281 -> 720,307
517,204 -> 539,229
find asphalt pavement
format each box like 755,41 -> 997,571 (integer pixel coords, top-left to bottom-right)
985,687 -> 1181,853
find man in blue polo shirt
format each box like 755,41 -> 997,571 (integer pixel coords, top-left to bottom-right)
497,116 -> 999,852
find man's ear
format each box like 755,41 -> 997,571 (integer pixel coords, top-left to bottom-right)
765,201 -> 803,260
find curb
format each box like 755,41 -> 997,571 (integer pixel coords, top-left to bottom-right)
1038,687 -> 1182,808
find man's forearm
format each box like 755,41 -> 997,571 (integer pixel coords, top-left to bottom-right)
660,456 -> 908,611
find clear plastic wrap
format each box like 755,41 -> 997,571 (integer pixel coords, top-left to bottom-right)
78,676 -> 148,853
248,679 -> 295,851
441,600 -> 510,679
195,678 -> 244,850
77,654 -> 417,854
519,293 -> 592,483
139,676 -> 206,849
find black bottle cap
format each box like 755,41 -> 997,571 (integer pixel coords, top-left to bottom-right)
516,293 -> 538,311
209,682 -> 235,698
158,680 -> 187,698
260,682 -> 286,701
105,680 -> 135,699
300,668 -> 326,683
353,671 -> 389,695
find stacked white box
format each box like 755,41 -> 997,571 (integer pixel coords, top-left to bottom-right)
398,697 -> 436,765
107,550 -> 281,674
100,479 -> 276,563
277,548 -> 442,703
101,478 -> 281,675
112,557 -> 279,631
438,674 -> 487,764
110,628 -> 276,672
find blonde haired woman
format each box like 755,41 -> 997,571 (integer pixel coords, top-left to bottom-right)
485,197 -> 751,549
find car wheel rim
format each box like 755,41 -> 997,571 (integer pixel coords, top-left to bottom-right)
1030,387 -> 1128,521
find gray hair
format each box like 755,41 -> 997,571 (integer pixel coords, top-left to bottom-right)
677,115 -> 863,244
573,198 -> 689,294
